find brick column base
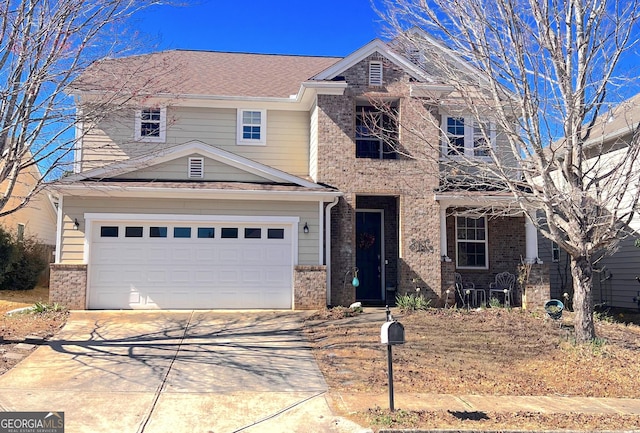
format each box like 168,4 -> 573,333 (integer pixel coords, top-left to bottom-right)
520,263 -> 550,310
294,265 -> 327,310
440,260 -> 456,307
49,264 -> 87,310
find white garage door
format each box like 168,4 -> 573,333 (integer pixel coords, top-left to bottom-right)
88,219 -> 294,309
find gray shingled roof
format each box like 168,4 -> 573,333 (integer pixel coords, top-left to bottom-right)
74,50 -> 342,99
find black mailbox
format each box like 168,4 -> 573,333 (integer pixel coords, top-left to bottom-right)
380,321 -> 405,345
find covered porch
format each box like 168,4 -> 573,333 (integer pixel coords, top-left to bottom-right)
437,193 -> 549,309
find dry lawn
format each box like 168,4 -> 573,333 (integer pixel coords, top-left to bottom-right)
0,287 -> 68,375
304,307 -> 640,431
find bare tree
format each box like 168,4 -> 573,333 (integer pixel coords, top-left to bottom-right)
0,0 -> 177,217
377,0 -> 640,342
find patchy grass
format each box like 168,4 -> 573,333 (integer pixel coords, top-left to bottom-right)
0,286 -> 50,314
0,287 -> 68,375
305,307 -> 640,431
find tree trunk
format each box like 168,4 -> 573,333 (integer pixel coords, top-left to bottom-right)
571,256 -> 596,342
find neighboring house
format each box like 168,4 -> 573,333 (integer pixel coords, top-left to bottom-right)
538,94 -> 640,310
49,34 -> 547,310
0,161 -> 57,247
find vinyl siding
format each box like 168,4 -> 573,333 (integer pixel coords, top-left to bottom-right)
81,106 -> 311,176
61,196 -> 320,265
113,155 -> 271,182
0,165 -> 57,245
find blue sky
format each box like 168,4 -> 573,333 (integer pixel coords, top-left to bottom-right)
136,0 -> 386,57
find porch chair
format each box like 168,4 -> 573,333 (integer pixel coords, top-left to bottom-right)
455,272 -> 483,308
489,271 -> 516,307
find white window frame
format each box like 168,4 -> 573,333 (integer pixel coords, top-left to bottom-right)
455,216 -> 489,270
135,107 -> 166,143
237,109 -> 267,145
441,114 -> 495,160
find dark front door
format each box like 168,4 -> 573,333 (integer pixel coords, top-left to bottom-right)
355,210 -> 383,301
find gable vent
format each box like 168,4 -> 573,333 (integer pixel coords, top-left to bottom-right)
369,61 -> 383,86
188,157 -> 204,178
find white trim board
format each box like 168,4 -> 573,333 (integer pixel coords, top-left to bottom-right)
64,140 -> 322,189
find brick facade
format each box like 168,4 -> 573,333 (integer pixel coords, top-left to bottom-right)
446,215 -> 527,289
49,264 -> 87,310
317,54 -> 442,305
293,265 -> 327,310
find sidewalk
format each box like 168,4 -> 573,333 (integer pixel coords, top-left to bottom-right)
329,392 -> 640,415
326,392 -> 640,432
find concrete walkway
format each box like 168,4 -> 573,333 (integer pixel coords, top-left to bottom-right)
0,311 -> 366,433
329,391 -> 640,416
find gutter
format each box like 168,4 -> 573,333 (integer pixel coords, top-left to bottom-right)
324,196 -> 340,306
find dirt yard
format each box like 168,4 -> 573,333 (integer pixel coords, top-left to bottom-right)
0,287 -> 68,375
304,307 -> 640,431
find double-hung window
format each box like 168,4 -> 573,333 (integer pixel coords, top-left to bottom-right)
237,109 -> 266,145
135,107 -> 166,142
355,103 -> 398,159
443,115 -> 495,158
456,216 -> 488,269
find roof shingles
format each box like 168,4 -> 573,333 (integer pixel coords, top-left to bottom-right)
76,50 -> 342,99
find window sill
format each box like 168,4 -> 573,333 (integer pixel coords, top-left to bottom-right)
439,156 -> 492,162
135,136 -> 166,143
237,141 -> 266,146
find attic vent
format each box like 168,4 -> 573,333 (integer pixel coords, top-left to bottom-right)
188,157 -> 204,178
369,61 -> 383,86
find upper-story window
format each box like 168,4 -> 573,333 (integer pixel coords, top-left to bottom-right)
237,109 -> 266,145
355,103 -> 398,159
442,115 -> 495,158
135,107 -> 166,142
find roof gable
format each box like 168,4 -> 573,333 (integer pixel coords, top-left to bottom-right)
112,155 -> 272,183
64,141 -> 323,189
312,39 -> 432,82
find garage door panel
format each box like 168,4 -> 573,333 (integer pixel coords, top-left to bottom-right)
171,248 -> 194,261
195,248 -> 216,260
89,220 -> 294,309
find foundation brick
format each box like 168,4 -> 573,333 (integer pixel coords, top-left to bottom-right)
294,265 -> 327,310
49,264 -> 87,310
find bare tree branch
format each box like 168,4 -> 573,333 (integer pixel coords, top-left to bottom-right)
376,0 -> 640,342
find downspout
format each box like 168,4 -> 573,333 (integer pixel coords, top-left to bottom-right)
54,194 -> 63,264
325,196 -> 340,306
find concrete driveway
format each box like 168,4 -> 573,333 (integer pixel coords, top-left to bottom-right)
0,311 -> 366,433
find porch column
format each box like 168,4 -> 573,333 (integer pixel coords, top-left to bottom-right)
439,204 -> 451,261
524,216 -> 539,264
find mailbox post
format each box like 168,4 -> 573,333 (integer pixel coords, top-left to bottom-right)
380,305 -> 405,411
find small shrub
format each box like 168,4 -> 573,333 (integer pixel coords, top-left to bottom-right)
0,227 -> 15,286
0,228 -> 48,291
396,292 -> 430,311
32,302 -> 66,313
488,297 -> 502,308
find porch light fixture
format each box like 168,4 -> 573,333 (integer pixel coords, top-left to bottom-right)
73,218 -> 80,230
303,222 -> 309,234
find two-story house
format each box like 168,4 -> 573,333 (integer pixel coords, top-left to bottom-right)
49,34 -> 546,310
